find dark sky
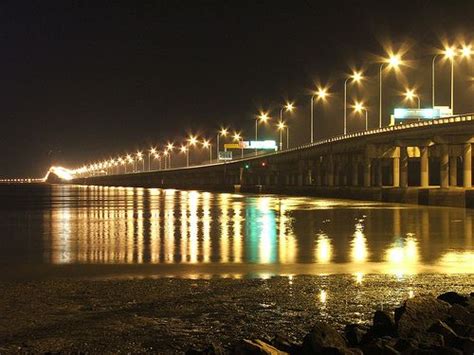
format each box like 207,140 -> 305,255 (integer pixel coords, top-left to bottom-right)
2,0 -> 474,177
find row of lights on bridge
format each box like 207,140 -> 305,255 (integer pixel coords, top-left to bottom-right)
65,42 -> 474,178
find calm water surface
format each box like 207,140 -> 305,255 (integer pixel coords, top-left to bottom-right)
0,184 -> 473,279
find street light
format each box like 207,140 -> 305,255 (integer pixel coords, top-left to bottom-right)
186,135 -> 198,166
148,147 -> 156,171
379,53 -> 403,128
180,144 -> 189,167
279,102 -> 295,149
166,142 -> 174,168
310,87 -> 328,143
163,150 -> 169,169
255,112 -> 270,155
444,46 -> 456,113
233,131 -> 244,158
353,101 -> 369,131
344,71 -> 363,135
202,139 -> 212,162
403,88 -> 420,109
277,121 -> 287,151
136,151 -> 144,172
216,128 -> 228,161
153,152 -> 162,170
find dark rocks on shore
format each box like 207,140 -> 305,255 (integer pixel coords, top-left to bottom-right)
187,291 -> 474,355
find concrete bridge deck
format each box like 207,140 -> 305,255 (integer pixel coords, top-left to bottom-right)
71,113 -> 474,208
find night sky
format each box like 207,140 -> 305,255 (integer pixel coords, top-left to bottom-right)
3,0 -> 474,177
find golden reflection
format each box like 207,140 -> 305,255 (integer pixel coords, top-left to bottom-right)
202,192 -> 212,263
384,234 -> 419,276
350,222 -> 368,263
46,186 -> 474,276
315,233 -> 333,264
232,201 -> 243,263
319,289 -> 327,304
164,189 -> 175,263
219,194 -> 230,262
278,199 -> 297,264
188,191 -> 199,264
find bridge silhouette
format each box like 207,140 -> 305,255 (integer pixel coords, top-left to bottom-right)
65,113 -> 474,208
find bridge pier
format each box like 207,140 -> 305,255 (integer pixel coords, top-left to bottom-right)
464,143 -> 472,188
400,147 -> 408,188
420,146 -> 429,188
364,156 -> 371,187
440,144 -> 449,188
392,156 -> 400,187
450,156 -> 458,187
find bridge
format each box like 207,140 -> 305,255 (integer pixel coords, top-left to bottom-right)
70,113 -> 474,208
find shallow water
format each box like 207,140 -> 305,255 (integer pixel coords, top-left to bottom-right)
0,184 -> 473,279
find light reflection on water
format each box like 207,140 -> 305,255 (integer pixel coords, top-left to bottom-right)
1,184 -> 474,277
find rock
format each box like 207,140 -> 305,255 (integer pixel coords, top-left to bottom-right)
428,320 -> 458,340
301,322 -> 347,354
372,310 -> 397,337
361,339 -> 400,355
417,332 -> 445,349
395,295 -> 451,338
393,337 -> 418,353
449,303 -> 474,325
412,346 -> 462,354
234,339 -> 288,355
270,334 -> 302,354
343,324 -> 366,347
186,343 -> 225,355
437,292 -> 468,307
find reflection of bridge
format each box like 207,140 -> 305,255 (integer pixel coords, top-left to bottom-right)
71,114 -> 474,208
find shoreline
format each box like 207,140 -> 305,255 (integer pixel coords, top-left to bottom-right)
0,274 -> 472,353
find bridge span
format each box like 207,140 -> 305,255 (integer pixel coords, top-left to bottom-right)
72,113 -> 474,208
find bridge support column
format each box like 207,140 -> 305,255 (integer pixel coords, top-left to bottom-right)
363,156 -> 371,187
376,159 -> 383,187
393,157 -> 400,187
307,169 -> 313,185
463,143 -> 472,188
297,173 -> 303,186
450,156 -> 457,187
315,159 -> 322,186
400,147 -> 408,188
351,157 -> 359,186
420,146 -> 429,187
440,145 -> 449,188
265,175 -> 271,186
327,155 -> 334,187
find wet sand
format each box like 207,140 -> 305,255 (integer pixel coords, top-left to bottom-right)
0,274 -> 472,353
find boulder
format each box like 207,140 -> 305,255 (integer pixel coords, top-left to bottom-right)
437,292 -> 468,307
372,310 -> 397,337
449,303 -> 474,326
360,339 -> 400,354
270,334 -> 302,354
395,295 -> 451,338
234,339 -> 288,355
186,343 -> 225,355
301,322 -> 347,354
343,324 -> 366,347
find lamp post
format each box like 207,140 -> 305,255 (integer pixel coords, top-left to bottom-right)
431,53 -> 440,107
163,151 -> 169,169
279,102 -> 294,149
277,121 -> 286,151
404,88 -> 421,109
233,132 -> 243,158
216,128 -> 228,161
379,54 -> 402,128
310,88 -> 328,143
344,71 -> 363,135
255,112 -> 270,156
148,147 -> 156,171
126,154 -> 133,173
354,102 -> 369,131
136,151 -> 144,172
443,46 -> 456,113
202,139 -> 212,162
186,135 -> 198,166
166,143 -> 174,168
